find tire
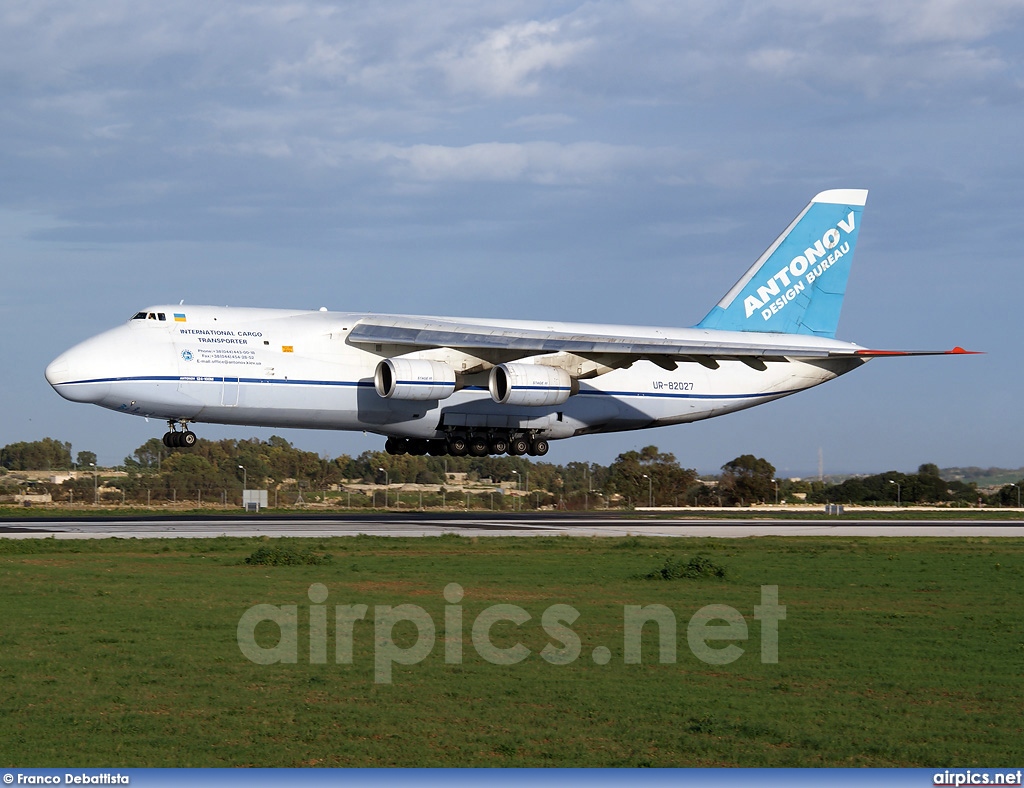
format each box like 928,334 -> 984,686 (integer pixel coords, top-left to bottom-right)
180,431 -> 197,447
447,436 -> 468,457
427,440 -> 448,456
384,437 -> 400,455
162,432 -> 174,448
490,438 -> 509,455
469,436 -> 490,457
509,437 -> 530,456
530,438 -> 549,457
408,439 -> 428,456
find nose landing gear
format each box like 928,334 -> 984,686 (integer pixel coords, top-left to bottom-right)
163,420 -> 196,448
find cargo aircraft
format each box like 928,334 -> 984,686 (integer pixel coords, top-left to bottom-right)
45,189 -> 973,457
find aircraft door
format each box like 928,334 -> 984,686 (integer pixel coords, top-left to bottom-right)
221,376 -> 239,406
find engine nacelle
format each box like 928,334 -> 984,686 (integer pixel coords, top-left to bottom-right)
488,363 -> 575,407
374,358 -> 456,401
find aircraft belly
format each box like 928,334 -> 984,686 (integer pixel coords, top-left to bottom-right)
193,378 -> 367,430
574,358 -> 848,430
100,378 -> 197,418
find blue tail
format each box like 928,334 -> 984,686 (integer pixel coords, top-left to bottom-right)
696,189 -> 867,337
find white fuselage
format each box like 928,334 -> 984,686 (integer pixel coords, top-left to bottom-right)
45,305 -> 866,441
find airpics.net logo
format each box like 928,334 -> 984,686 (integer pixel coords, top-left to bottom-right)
236,584 -> 786,684
933,770 -> 1023,786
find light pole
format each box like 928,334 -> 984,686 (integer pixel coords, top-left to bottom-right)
379,467 -> 388,508
90,462 -> 97,505
511,470 -> 519,511
773,478 -> 779,505
1010,482 -> 1020,508
889,479 -> 901,507
642,473 -> 652,508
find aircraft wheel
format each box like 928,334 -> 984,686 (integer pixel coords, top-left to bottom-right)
427,440 -> 448,456
180,431 -> 197,447
447,436 -> 468,457
162,432 -> 174,448
490,437 -> 509,455
468,436 -> 490,457
529,438 -> 549,457
408,439 -> 428,456
509,436 -> 530,456
384,437 -> 400,455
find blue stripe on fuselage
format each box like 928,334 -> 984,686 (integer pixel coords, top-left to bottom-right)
53,376 -> 796,401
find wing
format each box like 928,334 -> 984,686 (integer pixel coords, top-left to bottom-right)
347,315 -> 978,372
347,315 -> 841,376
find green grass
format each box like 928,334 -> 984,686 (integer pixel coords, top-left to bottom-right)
1,535 -> 1022,766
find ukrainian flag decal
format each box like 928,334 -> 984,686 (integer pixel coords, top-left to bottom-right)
174,313 -> 187,322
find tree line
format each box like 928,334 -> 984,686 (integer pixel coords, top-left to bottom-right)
1,436 -> 1017,508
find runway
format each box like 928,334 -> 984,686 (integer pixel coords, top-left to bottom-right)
2,513 -> 1023,539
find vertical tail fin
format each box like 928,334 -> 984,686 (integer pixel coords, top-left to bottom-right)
695,189 -> 867,337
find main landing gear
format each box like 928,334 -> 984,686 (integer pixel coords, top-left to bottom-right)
384,432 -> 549,457
162,420 -> 197,448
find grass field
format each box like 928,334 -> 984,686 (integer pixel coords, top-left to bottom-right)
1,534 -> 1022,767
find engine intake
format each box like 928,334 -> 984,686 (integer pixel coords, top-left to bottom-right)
375,358 -> 456,401
488,363 -> 575,407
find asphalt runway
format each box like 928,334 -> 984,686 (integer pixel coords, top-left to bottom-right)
2,513 -> 1023,539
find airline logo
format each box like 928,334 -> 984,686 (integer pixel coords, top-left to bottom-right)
174,313 -> 187,322
743,210 -> 857,321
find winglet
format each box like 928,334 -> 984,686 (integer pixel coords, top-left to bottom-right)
696,189 -> 867,337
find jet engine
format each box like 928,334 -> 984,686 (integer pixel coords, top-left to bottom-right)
374,358 -> 456,401
488,363 -> 575,407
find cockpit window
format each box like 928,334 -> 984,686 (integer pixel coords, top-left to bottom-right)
131,311 -> 168,322
158,313 -> 166,321
132,312 -> 147,320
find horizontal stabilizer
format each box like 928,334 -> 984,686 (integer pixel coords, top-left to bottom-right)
853,347 -> 982,357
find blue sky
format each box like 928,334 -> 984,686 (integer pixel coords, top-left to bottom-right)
2,0 -> 1022,476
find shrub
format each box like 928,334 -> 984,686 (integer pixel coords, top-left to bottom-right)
243,546 -> 332,566
640,554 -> 726,580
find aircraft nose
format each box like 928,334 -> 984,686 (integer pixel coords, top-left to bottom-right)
45,355 -> 71,387
45,341 -> 113,403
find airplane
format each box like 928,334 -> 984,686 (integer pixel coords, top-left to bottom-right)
45,189 -> 974,458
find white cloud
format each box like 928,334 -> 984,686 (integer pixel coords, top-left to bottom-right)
506,113 -> 576,130
437,18 -> 593,96
803,0 -> 1024,45
365,141 -> 662,184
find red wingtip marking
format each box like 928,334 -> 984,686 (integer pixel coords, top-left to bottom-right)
855,347 -> 983,357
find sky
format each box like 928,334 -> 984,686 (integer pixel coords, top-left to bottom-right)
2,0 -> 1023,476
